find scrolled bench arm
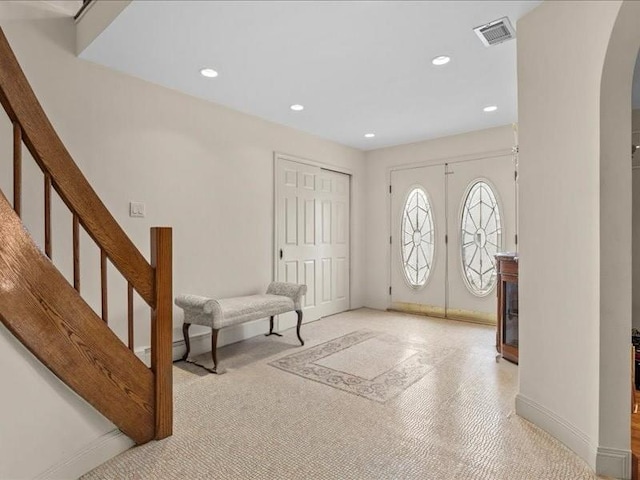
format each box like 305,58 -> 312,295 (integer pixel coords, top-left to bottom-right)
175,294 -> 221,317
266,282 -> 307,310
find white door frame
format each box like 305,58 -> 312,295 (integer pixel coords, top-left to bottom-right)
273,152 -> 353,313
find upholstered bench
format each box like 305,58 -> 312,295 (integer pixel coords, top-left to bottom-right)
175,282 -> 307,373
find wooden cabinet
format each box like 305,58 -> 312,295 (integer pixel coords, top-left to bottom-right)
496,253 -> 519,364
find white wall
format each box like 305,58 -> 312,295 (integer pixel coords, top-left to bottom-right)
517,0 -> 611,468
516,2 -> 640,478
363,125 -> 514,310
0,3 -> 365,478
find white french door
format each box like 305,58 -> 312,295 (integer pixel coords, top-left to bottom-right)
446,156 -> 516,320
275,156 -> 350,329
390,165 -> 447,316
390,154 -> 516,322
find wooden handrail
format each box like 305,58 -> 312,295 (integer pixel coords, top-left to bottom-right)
0,192 -> 155,444
0,28 -> 154,306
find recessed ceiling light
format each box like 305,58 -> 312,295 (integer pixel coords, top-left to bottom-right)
364,133 -> 375,138
200,68 -> 218,78
432,55 -> 451,66
290,104 -> 304,111
483,105 -> 498,112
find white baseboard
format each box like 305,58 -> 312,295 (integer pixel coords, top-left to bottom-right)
517,395 -> 632,478
136,317 -> 271,365
515,393 -> 597,469
34,429 -> 133,480
596,446 -> 632,480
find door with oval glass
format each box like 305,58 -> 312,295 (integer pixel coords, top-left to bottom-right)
390,155 -> 516,323
390,165 -> 447,317
446,155 -> 516,322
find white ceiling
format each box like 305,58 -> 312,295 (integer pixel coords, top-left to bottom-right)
81,1 -> 542,150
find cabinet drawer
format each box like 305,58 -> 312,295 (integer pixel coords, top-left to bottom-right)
498,259 -> 518,276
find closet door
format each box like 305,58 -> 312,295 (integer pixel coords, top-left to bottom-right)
390,165 -> 446,317
276,158 -> 323,327
446,155 -> 516,322
315,168 -> 351,318
275,157 -> 351,330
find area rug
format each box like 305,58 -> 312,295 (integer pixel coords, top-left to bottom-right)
269,329 -> 455,402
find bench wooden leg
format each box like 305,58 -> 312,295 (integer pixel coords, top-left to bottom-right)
265,315 -> 283,337
211,328 -> 219,374
181,323 -> 191,361
296,310 -> 304,346
179,326 -> 221,375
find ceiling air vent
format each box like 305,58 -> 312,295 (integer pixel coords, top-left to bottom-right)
473,17 -> 516,47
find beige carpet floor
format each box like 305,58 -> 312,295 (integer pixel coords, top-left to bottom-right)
82,308 -> 602,479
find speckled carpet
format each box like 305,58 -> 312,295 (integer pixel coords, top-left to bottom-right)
82,309 -> 602,479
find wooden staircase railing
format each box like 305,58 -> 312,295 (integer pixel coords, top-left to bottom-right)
0,27 -> 172,443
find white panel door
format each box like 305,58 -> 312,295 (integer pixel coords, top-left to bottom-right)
446,155 -> 516,320
390,165 -> 447,316
316,169 -> 350,317
275,157 -> 350,329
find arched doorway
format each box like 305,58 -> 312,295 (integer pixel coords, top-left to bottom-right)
599,2 -> 640,478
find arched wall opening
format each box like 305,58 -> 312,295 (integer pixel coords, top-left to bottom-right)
599,2 -> 640,477
517,1 -> 640,478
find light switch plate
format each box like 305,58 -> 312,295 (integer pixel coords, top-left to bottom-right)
129,201 -> 145,218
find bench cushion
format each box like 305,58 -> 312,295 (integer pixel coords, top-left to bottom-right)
214,294 -> 294,329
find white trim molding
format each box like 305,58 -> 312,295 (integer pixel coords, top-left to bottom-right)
515,394 -> 597,470
596,447 -> 632,480
516,394 -> 633,478
34,429 -> 133,480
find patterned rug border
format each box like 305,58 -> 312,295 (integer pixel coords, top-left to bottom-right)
269,329 -> 454,403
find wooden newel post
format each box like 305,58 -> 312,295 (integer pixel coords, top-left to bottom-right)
150,227 -> 173,439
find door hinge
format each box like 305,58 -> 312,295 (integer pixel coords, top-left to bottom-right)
514,170 -> 518,181
389,185 -> 392,194
445,234 -> 448,244
389,286 -> 392,295
515,234 -> 518,245
389,235 -> 392,245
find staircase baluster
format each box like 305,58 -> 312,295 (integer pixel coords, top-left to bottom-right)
128,282 -> 134,351
73,215 -> 80,292
44,173 -> 51,258
13,122 -> 21,216
101,249 -> 108,324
